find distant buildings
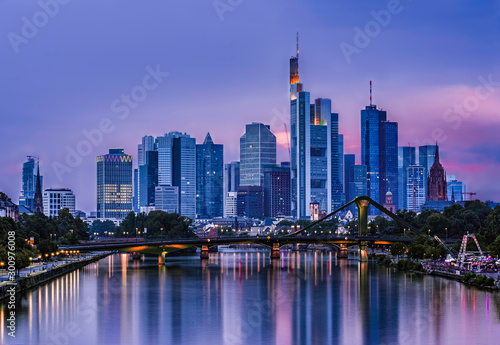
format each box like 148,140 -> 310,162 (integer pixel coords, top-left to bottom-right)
196,133 -> 224,218
418,144 -> 437,198
240,123 -> 276,187
155,185 -> 179,213
263,163 -> 291,217
19,157 -> 43,212
224,161 -> 240,217
398,146 -> 416,211
407,165 -> 425,212
0,194 -> 18,221
361,102 -> 398,213
447,175 -> 466,202
427,145 -> 447,202
224,192 -> 238,218
43,188 -> 76,217
237,186 -> 264,219
97,148 -> 133,219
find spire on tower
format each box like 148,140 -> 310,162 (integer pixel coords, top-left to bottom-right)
434,142 -> 439,163
296,31 -> 299,59
370,80 -> 372,106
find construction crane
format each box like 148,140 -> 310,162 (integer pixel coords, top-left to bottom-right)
434,235 -> 457,259
284,123 -> 291,162
458,232 -> 485,265
462,192 -> 477,201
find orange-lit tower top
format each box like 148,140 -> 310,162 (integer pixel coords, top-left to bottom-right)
290,32 -> 300,85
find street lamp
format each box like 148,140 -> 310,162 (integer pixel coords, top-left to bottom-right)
445,227 -> 448,240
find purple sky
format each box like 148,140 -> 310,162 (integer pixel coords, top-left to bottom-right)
1,0 -> 499,213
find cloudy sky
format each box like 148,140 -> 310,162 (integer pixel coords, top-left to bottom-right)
0,0 -> 499,213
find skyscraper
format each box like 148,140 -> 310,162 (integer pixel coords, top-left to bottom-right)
361,90 -> 398,214
139,150 -> 158,209
224,162 -> 240,194
196,133 -> 224,219
19,157 -> 42,211
418,144 -> 437,198
427,145 -> 447,201
172,133 -> 196,219
155,185 -> 179,213
289,42 -> 343,219
263,163 -> 291,217
344,154 -> 356,201
398,146 -> 416,211
97,148 -> 133,219
446,175 -> 466,202
407,165 -> 425,212
240,123 -> 276,186
237,186 -> 264,219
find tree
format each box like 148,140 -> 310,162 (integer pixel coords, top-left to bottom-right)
408,244 -> 426,261
480,205 -> 500,243
390,242 -> 406,260
489,235 -> 500,256
369,216 -> 391,234
37,239 -> 58,258
423,213 -> 449,237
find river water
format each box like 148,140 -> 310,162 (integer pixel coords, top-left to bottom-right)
2,251 -> 500,345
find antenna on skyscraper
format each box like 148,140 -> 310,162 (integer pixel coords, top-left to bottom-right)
370,80 -> 372,106
296,31 -> 299,59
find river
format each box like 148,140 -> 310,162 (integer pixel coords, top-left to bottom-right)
2,251 -> 500,345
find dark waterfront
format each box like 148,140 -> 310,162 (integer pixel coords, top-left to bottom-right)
3,251 -> 500,345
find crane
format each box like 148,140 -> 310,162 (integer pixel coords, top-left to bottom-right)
462,192 -> 477,201
434,235 -> 457,259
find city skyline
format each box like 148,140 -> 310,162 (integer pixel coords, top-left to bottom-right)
1,0 -> 499,213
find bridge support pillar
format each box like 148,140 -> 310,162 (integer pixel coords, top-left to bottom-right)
200,245 -> 209,260
270,243 -> 281,259
359,241 -> 368,262
337,244 -> 348,258
158,252 -> 166,265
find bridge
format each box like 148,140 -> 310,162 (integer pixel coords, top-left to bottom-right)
61,196 -> 418,263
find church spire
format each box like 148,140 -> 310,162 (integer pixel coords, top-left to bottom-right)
33,163 -> 43,213
434,142 -> 439,164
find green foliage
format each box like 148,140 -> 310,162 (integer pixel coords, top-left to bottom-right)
462,272 -> 476,283
377,256 -> 393,267
390,242 -> 406,258
37,239 -> 58,257
90,219 -> 116,237
369,216 -> 391,234
408,244 -> 426,260
413,262 -> 424,272
115,211 -> 195,239
395,259 -> 415,271
479,206 -> 500,243
488,235 -> 500,256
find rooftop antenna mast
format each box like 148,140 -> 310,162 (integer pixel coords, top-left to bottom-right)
296,31 -> 299,59
370,80 -> 373,106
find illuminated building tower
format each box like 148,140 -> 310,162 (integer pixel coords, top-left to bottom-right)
290,36 -> 343,219
97,148 -> 133,219
263,163 -> 291,217
398,146 -> 416,211
427,144 -> 447,201
172,134 -> 197,219
43,188 -> 76,217
418,144 -> 437,198
19,157 -> 43,211
361,82 -> 398,214
383,191 -> 395,214
196,133 -> 224,219
240,123 -> 276,187
407,165 -> 425,212
33,165 -> 44,214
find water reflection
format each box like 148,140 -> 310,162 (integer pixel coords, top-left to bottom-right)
2,251 -> 500,345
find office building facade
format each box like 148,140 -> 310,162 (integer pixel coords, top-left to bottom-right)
43,188 -> 76,217
398,146 -> 416,211
19,157 -> 43,211
196,133 -> 223,219
263,164 -> 291,217
97,148 -> 133,219
407,165 -> 426,212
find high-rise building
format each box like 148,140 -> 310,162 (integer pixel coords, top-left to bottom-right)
236,186 -> 264,219
350,164 -> 368,199
240,123 -> 276,187
361,99 -> 398,214
263,163 -> 291,217
407,165 -> 425,212
172,133 -> 196,219
43,188 -> 76,217
224,162 -> 240,193
446,175 -> 466,202
224,192 -> 238,218
97,148 -> 133,219
156,134 -> 175,186
344,154 -> 356,202
398,146 -> 416,211
418,144 -> 437,198
155,185 -> 179,213
19,157 -> 43,211
427,145 -> 447,202
196,133 -> 223,219
133,168 -> 139,213
139,150 -> 158,208
289,45 -> 343,219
